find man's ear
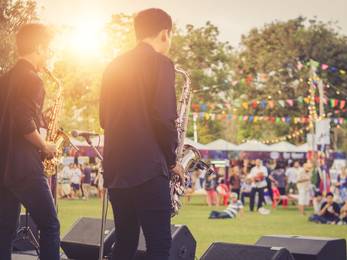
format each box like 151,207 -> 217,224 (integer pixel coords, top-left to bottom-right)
35,45 -> 43,56
161,29 -> 168,42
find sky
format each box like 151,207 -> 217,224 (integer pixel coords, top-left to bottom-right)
37,0 -> 347,46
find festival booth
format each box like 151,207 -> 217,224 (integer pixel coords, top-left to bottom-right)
62,136 -> 104,165
64,136 -> 209,164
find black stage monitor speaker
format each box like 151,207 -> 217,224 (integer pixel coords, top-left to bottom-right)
13,214 -> 39,252
61,217 -> 115,260
135,224 -> 196,260
256,235 -> 347,260
200,242 -> 294,260
61,218 -> 196,260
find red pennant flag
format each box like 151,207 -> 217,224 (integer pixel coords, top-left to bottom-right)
246,74 -> 253,85
321,64 -> 329,70
340,100 -> 346,109
252,101 -> 258,109
333,99 -> 339,108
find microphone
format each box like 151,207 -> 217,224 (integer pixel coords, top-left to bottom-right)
71,130 -> 99,139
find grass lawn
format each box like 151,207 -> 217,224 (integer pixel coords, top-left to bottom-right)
57,195 -> 347,258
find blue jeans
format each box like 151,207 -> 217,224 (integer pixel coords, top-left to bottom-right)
109,175 -> 172,260
0,177 -> 60,260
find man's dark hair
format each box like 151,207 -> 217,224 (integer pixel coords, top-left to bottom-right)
326,192 -> 334,198
134,8 -> 172,41
16,23 -> 53,56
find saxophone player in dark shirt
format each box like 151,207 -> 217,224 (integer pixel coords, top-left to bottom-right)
100,8 -> 184,260
0,24 -> 60,260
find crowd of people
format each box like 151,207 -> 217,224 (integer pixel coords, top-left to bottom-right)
56,157 -> 347,225
189,158 -> 347,224
57,162 -> 104,200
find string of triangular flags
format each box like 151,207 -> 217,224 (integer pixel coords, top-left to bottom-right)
300,59 -> 347,76
193,59 -> 346,94
190,112 -> 347,125
191,97 -> 347,112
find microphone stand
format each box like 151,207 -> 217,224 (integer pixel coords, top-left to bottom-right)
80,135 -> 108,260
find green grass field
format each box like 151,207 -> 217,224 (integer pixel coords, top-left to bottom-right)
57,195 -> 347,258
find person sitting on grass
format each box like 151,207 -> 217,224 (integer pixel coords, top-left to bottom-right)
338,200 -> 347,225
209,192 -> 244,219
313,191 -> 324,215
309,192 -> 340,224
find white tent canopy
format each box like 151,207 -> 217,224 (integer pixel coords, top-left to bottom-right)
236,140 -> 272,152
269,141 -> 299,152
294,143 -> 310,152
184,138 -> 208,150
70,135 -> 310,153
205,139 -> 238,151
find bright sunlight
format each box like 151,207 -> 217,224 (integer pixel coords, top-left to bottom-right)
55,15 -> 107,59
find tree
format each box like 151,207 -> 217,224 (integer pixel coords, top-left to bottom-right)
228,17 -> 347,144
0,0 -> 37,74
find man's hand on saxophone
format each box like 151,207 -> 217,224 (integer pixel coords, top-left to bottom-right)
42,142 -> 57,159
170,162 -> 185,185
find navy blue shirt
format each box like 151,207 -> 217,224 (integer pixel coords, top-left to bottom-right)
100,43 -> 178,188
83,167 -> 92,184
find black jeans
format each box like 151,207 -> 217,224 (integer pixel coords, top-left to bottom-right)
240,192 -> 251,205
0,177 -> 60,260
231,188 -> 240,199
108,175 -> 172,260
249,187 -> 265,211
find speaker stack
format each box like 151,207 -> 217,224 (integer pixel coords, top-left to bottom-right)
14,215 -> 346,260
60,217 -> 196,260
256,235 -> 346,260
199,235 -> 346,260
200,242 -> 294,260
61,217 -> 116,260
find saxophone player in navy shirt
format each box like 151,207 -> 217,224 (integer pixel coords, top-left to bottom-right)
100,8 -> 184,260
0,24 -> 60,260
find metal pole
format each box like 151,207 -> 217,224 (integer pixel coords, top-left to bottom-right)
193,113 -> 198,143
82,136 -> 107,260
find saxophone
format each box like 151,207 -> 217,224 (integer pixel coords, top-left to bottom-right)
170,66 -> 213,217
42,68 -> 72,177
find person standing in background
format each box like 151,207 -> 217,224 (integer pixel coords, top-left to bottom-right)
82,163 -> 92,199
229,165 -> 241,199
205,170 -> 219,206
271,163 -> 287,196
297,162 -> 312,215
248,159 -> 268,213
286,161 -> 300,194
70,163 -> 82,199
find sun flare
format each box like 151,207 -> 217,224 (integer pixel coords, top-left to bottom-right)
69,20 -> 105,54
54,15 -> 107,59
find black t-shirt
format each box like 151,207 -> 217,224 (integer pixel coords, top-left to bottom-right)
320,201 -> 340,220
0,60 -> 45,186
